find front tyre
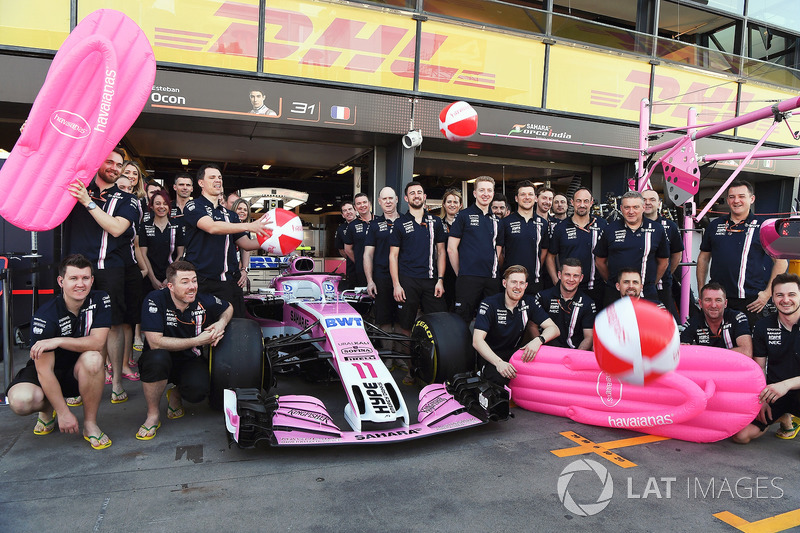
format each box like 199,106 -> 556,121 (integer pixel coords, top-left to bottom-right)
208,318 -> 267,410
411,312 -> 474,384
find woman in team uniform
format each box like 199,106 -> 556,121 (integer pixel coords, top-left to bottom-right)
440,188 -> 462,311
140,189 -> 185,292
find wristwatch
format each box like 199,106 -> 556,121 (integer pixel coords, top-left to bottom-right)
86,201 -> 97,211
537,335 -> 546,344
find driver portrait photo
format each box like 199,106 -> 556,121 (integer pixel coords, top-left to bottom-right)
248,89 -> 277,116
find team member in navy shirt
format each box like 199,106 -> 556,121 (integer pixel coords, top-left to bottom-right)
680,282 -> 751,356
335,201 -> 357,290
7,254 -> 113,450
546,187 -> 607,308
551,193 -> 569,226
136,261 -> 233,440
474,265 -> 560,386
733,274 -> 800,443
389,182 -> 448,341
594,191 -> 670,306
140,190 -> 185,291
535,258 -> 596,350
697,180 -> 787,328
643,190 -> 684,319
364,187 -> 402,335
447,175 -> 501,323
65,148 -> 140,404
344,192 -> 374,288
182,164 -> 267,318
498,180 -> 549,295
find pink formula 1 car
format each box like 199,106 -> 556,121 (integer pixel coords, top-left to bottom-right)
214,257 -> 510,448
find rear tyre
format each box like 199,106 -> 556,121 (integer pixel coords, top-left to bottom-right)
209,318 -> 267,410
411,312 -> 474,384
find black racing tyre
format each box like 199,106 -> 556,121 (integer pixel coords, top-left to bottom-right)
208,318 -> 268,410
411,312 -> 474,384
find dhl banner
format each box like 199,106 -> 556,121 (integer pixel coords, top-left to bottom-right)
0,0 -> 70,50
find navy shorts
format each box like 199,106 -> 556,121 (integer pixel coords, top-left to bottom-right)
7,357 -> 81,398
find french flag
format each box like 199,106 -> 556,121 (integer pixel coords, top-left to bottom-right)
331,106 -> 350,120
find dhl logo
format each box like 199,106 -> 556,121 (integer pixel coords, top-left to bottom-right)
154,1 -> 495,90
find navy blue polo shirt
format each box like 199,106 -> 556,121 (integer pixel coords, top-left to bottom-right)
680,307 -> 750,349
389,211 -> 446,279
63,183 -> 140,270
548,215 -> 564,236
535,285 -> 596,349
497,212 -> 549,283
752,314 -> 800,384
182,196 -> 245,281
549,216 -> 607,290
139,217 -> 185,282
474,292 -> 550,358
29,290 -> 111,369
364,215 -> 399,280
594,217 -> 670,290
700,214 -> 771,299
141,288 -> 230,358
343,219 -> 370,275
655,216 -> 684,290
335,221 -> 355,279
448,204 -> 499,278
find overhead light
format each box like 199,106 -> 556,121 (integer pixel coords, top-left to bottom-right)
466,178 -> 476,184
314,206 -> 323,212
262,164 -> 271,170
337,165 -> 353,174
180,158 -> 189,166
412,173 -> 419,178
467,153 -> 478,157
0,148 -> 9,160
326,203 -> 333,207
533,181 -> 544,187
283,198 -> 305,210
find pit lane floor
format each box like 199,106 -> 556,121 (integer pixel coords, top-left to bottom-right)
1,346 -> 798,533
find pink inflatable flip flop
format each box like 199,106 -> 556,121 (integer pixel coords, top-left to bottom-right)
0,9 -> 155,231
510,345 -> 765,442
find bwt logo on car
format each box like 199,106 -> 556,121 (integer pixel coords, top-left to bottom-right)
325,317 -> 363,328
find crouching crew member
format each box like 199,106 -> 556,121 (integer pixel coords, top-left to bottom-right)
535,258 -> 596,350
680,282 -> 752,357
6,254 -> 112,450
473,265 -> 560,386
136,260 -> 232,440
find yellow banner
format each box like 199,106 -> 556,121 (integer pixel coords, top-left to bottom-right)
0,0 -> 70,50
78,0 -> 259,71
417,20 -> 544,106
736,81 -> 799,145
546,46 -> 650,123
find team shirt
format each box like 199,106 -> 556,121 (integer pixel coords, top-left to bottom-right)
448,204 -> 500,278
593,217 -> 670,291
139,217 -> 185,282
474,292 -> 550,357
700,214 -> 771,299
548,215 -> 607,291
364,215 -> 398,279
680,308 -> 750,349
548,215 -> 565,236
752,314 -> 800,384
535,285 -> 596,349
141,288 -> 230,358
655,215 -> 684,290
389,211 -> 446,279
63,183 -> 140,270
497,212 -> 549,283
343,219 -> 370,275
28,290 -> 111,369
334,221 -> 355,279
182,196 -> 245,281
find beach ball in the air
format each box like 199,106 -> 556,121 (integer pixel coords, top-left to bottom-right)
593,297 -> 680,385
257,208 -> 303,255
439,101 -> 478,141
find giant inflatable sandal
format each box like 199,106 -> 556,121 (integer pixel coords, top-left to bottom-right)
510,345 -> 765,442
0,9 -> 155,231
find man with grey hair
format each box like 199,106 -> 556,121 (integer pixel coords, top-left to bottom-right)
594,190 -> 670,306
365,187 -> 402,336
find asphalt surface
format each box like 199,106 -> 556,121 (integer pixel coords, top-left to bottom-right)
2,345 -> 799,533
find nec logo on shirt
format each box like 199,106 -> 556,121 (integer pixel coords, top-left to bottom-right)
509,221 -> 522,234
402,221 -> 414,233
468,214 -> 481,226
614,230 -> 627,242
